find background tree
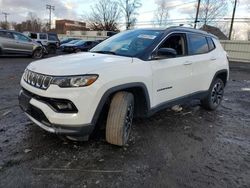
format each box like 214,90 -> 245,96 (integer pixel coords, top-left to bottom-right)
197,0 -> 228,26
0,22 -> 9,29
119,0 -> 142,30
88,0 -> 120,31
13,12 -> 44,32
153,0 -> 169,27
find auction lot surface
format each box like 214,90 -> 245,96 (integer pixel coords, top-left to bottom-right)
0,55 -> 250,188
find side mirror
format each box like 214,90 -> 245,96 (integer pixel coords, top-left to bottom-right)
153,48 -> 177,59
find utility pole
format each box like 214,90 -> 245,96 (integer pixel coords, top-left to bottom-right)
194,0 -> 201,29
2,12 -> 10,24
229,0 -> 237,40
46,4 -> 55,30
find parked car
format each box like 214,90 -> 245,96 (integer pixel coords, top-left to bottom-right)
0,29 -> 45,59
60,37 -> 81,45
59,39 -> 80,52
23,32 -> 60,54
63,40 -> 99,53
19,27 -> 229,146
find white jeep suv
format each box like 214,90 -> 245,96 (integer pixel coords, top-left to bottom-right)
19,27 -> 229,146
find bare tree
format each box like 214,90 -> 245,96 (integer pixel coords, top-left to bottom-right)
119,0 -> 142,29
13,12 -> 44,32
88,0 -> 120,31
153,0 -> 169,27
195,0 -> 228,27
0,22 -> 9,29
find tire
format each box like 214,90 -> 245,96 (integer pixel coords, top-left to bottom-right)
48,45 -> 56,54
75,49 -> 81,53
106,92 -> 134,146
201,78 -> 224,111
32,48 -> 43,59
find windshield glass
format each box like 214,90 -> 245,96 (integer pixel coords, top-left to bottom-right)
68,40 -> 80,44
90,29 -> 163,57
75,40 -> 85,45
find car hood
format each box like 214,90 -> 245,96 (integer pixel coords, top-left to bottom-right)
27,52 -> 133,76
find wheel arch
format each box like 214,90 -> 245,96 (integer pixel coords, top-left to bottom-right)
213,69 -> 229,86
91,82 -> 151,126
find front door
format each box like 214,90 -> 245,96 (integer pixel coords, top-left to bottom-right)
150,33 -> 193,107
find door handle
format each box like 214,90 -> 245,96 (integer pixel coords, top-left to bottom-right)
184,61 -> 192,65
210,57 -> 217,61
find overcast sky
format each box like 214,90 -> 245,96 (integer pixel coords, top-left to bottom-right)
0,0 -> 249,39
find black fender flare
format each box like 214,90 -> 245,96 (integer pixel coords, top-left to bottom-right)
91,82 -> 151,125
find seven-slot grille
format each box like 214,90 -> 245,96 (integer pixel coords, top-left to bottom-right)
23,69 -> 52,90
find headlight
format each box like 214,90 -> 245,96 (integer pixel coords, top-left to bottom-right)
51,75 -> 98,88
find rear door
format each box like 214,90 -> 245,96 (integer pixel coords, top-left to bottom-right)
12,32 -> 34,53
187,34 -> 216,92
0,31 -> 16,52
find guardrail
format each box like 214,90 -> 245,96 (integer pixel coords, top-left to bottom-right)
220,40 -> 250,63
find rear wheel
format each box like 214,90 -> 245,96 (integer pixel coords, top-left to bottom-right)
48,45 -> 56,54
106,92 -> 134,146
201,78 -> 224,110
75,48 -> 81,53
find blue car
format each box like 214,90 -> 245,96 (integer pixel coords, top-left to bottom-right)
63,40 -> 99,53
60,40 -> 80,51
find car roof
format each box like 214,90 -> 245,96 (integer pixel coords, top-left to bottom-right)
132,26 -> 218,39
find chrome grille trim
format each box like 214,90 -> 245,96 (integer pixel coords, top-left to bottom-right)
23,69 -> 52,90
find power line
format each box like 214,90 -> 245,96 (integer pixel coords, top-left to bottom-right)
46,4 -> 55,30
139,0 -> 197,14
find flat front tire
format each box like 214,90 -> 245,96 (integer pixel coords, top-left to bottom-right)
106,92 -> 134,146
201,78 -> 225,110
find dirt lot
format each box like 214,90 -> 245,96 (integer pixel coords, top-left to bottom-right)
0,56 -> 250,188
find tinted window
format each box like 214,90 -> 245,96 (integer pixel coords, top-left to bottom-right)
48,34 -> 57,41
0,31 -> 14,39
188,34 -> 209,55
29,33 -> 37,39
13,33 -> 30,42
39,33 -> 47,40
207,37 -> 216,51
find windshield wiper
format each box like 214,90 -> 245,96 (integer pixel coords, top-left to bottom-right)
91,51 -> 116,55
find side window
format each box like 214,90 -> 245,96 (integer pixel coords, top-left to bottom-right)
29,33 -> 37,39
13,33 -> 30,42
39,33 -> 47,40
158,34 -> 187,57
0,31 -> 14,39
188,34 -> 209,55
48,34 -> 57,41
207,37 -> 216,51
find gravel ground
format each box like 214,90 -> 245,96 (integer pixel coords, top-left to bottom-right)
0,56 -> 249,188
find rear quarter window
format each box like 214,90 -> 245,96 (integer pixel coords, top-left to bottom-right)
207,37 -> 216,51
188,34 -> 209,55
39,33 -> 47,40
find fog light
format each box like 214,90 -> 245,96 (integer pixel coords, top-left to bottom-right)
56,102 -> 73,110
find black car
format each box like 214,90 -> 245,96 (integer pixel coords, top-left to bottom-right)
60,37 -> 82,45
63,40 -> 99,53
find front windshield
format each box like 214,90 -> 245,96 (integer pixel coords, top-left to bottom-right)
68,40 -> 80,44
75,40 -> 85,45
90,29 -> 163,57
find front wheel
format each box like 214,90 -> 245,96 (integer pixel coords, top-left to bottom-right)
32,48 -> 43,59
106,92 -> 134,146
201,78 -> 225,110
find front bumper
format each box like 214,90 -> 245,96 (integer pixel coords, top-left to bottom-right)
19,88 -> 94,136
